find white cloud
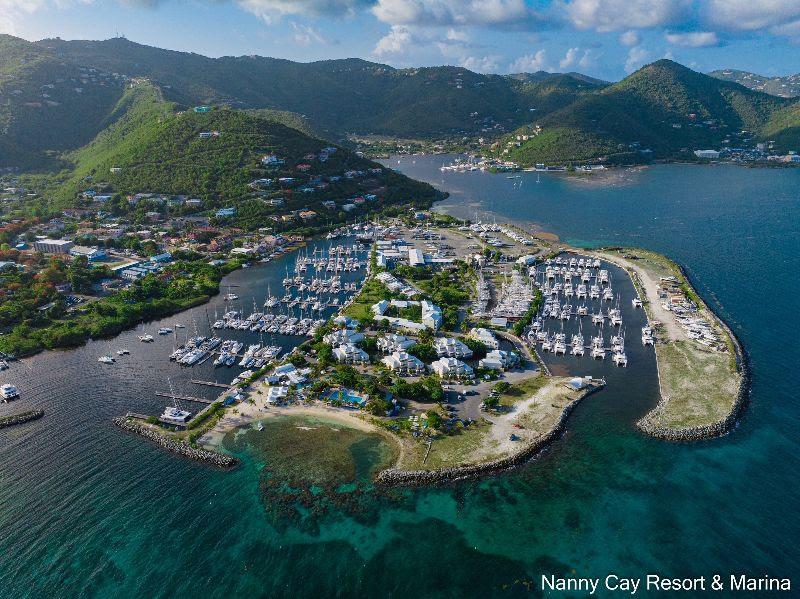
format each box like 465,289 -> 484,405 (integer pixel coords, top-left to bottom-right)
624,45 -> 649,72
559,0 -> 690,32
237,0 -> 373,23
619,30 -> 640,46
559,46 -> 580,69
0,0 -> 46,34
372,0 -> 536,28
373,24 -> 414,55
664,31 -> 719,47
578,48 -> 596,69
508,50 -> 551,73
290,21 -> 329,45
460,55 -> 500,73
702,0 -> 800,32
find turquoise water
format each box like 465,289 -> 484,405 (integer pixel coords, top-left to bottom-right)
1,160 -> 798,596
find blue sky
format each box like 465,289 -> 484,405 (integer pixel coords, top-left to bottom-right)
3,0 -> 800,80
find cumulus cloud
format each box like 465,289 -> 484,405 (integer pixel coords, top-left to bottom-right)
624,45 -> 649,72
373,24 -> 414,55
237,0 -> 374,23
701,0 -> 800,32
664,31 -> 719,48
508,50 -> 551,73
460,55 -> 500,73
619,30 -> 640,46
372,0 -> 538,29
558,0 -> 690,32
559,46 -> 580,69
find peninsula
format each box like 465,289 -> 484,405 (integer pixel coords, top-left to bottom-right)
114,217 -> 745,484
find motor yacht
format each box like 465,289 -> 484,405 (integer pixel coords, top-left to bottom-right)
1,384 -> 20,401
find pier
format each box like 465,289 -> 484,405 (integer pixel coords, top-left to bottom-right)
190,379 -> 232,389
155,392 -> 213,404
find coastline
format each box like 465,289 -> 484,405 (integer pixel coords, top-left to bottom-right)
592,248 -> 747,441
375,383 -> 603,487
635,264 -> 750,441
114,416 -> 239,469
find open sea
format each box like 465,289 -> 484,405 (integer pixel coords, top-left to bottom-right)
1,158 -> 798,597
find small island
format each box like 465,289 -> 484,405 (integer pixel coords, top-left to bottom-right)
115,217 -> 747,485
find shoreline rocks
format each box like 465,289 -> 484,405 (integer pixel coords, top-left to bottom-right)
375,385 -> 602,488
0,409 -> 45,430
113,417 -> 239,469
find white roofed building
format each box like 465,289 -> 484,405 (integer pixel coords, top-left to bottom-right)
376,334 -> 417,353
478,349 -> 520,371
434,337 -> 473,359
430,357 -> 474,380
469,327 -> 499,349
324,329 -> 365,346
332,343 -> 370,365
382,351 -> 425,375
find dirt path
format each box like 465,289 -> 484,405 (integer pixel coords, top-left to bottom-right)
593,251 -> 687,342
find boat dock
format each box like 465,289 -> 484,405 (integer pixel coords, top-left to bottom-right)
190,379 -> 231,389
154,392 -> 213,404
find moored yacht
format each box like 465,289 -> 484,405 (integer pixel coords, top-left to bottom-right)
1,384 -> 20,401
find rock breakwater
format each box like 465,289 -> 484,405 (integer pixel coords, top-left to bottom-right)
113,417 -> 238,468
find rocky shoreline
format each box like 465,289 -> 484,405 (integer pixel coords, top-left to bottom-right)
113,417 -> 239,468
375,385 -> 602,487
636,265 -> 750,442
0,409 -> 45,430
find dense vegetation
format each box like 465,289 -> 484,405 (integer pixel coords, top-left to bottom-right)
0,255 -> 237,357
499,60 -> 800,165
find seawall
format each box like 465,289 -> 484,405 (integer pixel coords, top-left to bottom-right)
375,384 -> 602,487
113,417 -> 239,468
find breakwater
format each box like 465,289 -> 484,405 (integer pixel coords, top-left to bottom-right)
0,410 -> 44,430
375,385 -> 603,487
113,417 -> 238,468
637,294 -> 750,442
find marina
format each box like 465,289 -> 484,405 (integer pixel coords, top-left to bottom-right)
527,254 -> 643,368
0,160 -> 795,597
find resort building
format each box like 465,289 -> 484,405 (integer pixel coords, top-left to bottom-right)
323,329 -> 365,346
421,300 -> 443,330
434,337 -> 473,359
430,357 -> 474,380
332,343 -> 370,365
382,351 -> 426,375
469,327 -> 499,349
478,349 -> 520,371
376,333 -> 416,353
264,386 -> 289,405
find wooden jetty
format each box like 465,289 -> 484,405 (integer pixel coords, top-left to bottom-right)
155,392 -> 212,404
190,379 -> 231,389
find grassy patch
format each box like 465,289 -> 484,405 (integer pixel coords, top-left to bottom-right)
655,340 -> 740,428
496,375 -> 548,408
